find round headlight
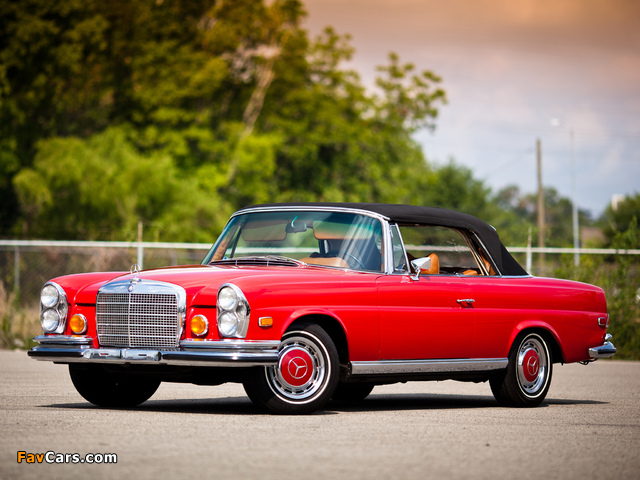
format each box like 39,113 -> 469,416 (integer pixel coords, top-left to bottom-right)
236,302 -> 247,319
41,284 -> 59,308
58,300 -> 68,320
218,287 -> 238,311
42,309 -> 61,333
218,312 -> 238,336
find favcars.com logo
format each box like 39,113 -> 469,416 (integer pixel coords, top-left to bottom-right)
17,451 -> 117,464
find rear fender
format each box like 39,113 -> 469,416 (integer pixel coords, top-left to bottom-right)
509,320 -> 565,364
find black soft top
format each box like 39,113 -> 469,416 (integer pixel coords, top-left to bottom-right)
241,203 -> 528,276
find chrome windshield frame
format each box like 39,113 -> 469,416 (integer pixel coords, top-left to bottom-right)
207,206 -> 395,274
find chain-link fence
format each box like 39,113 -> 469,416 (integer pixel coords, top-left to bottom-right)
1,241 -> 211,305
2,240 -> 639,305
1,240 -> 639,355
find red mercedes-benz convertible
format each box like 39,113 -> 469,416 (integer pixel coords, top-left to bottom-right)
29,203 -> 616,414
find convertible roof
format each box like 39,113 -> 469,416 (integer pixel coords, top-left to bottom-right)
240,203 -> 528,276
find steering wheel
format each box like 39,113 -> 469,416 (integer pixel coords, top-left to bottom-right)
323,250 -> 366,270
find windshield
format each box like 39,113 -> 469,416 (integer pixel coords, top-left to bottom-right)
203,210 -> 384,272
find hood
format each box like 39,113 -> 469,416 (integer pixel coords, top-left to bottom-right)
69,263 -> 358,305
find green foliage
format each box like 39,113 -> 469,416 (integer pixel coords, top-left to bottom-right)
2,2 -> 454,241
0,282 -> 39,349
12,127 -> 231,241
554,218 -> 640,360
494,185 -> 592,247
374,52 -> 447,132
600,193 -> 640,246
1,0 -> 539,248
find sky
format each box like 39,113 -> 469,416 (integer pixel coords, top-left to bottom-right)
302,0 -> 640,217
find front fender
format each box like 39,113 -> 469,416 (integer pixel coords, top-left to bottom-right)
275,307 -> 378,362
283,308 -> 346,332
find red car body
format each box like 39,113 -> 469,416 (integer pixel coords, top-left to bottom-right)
29,203 -> 616,414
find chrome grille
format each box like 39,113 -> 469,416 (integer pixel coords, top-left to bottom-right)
96,287 -> 182,349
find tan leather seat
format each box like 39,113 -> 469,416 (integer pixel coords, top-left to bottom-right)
410,252 -> 440,274
480,252 -> 496,275
424,253 -> 439,274
299,257 -> 350,268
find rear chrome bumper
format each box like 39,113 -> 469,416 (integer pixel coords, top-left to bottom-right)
588,334 -> 617,359
28,336 -> 280,367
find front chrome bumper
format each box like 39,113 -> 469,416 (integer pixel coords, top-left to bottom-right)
28,336 -> 280,367
588,334 -> 617,359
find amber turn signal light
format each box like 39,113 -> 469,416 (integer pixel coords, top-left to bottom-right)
258,316 -> 273,327
191,315 -> 209,336
69,314 -> 87,334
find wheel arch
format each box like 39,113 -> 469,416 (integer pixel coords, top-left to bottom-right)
285,314 -> 349,368
509,324 -> 565,364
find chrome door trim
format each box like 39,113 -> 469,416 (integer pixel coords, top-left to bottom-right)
350,358 -> 508,375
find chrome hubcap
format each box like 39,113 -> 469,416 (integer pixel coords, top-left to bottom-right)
517,336 -> 548,397
267,333 -> 327,402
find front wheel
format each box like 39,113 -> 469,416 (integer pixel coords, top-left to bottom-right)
490,332 -> 553,407
69,364 -> 160,408
243,323 -> 339,414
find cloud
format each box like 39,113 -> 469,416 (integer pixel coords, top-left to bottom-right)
303,0 -> 640,214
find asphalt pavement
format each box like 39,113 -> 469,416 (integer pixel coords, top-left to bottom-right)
1,349 -> 638,480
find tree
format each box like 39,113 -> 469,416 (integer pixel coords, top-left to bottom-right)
12,127 -> 230,241
4,0 -> 455,241
374,52 -> 446,133
555,218 -> 640,359
494,185 -> 591,247
601,193 -> 640,247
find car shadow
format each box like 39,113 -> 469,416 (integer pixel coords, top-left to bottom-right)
544,397 -> 608,406
329,393 -> 607,413
330,393 -> 502,412
42,393 -> 606,416
44,397 -> 266,416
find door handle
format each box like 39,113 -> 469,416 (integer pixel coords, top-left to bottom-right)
457,299 -> 475,307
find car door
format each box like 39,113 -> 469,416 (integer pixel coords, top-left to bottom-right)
376,224 -> 477,360
377,274 -> 475,359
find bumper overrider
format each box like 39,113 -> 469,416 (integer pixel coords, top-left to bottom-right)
28,336 -> 280,367
588,334 -> 617,360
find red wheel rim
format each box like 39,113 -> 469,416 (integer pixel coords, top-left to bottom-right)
521,349 -> 540,383
267,332 -> 329,403
278,347 -> 314,388
516,335 -> 549,397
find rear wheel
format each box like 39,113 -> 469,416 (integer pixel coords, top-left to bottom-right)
69,364 -> 160,408
490,332 -> 553,407
243,323 -> 339,414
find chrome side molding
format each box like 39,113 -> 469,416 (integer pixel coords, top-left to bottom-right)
350,358 -> 508,375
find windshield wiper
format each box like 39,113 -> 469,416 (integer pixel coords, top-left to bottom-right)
209,256 -> 307,267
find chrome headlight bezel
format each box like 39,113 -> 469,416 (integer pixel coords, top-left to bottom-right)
40,282 -> 69,334
216,283 -> 250,338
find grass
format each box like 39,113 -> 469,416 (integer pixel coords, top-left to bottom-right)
0,282 -> 40,349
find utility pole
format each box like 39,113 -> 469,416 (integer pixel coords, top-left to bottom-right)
137,220 -> 144,270
536,138 -> 545,274
571,129 -> 580,266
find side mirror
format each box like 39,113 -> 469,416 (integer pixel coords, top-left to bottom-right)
410,256 -> 431,281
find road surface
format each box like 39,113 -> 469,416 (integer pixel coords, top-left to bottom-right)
1,349 -> 638,480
